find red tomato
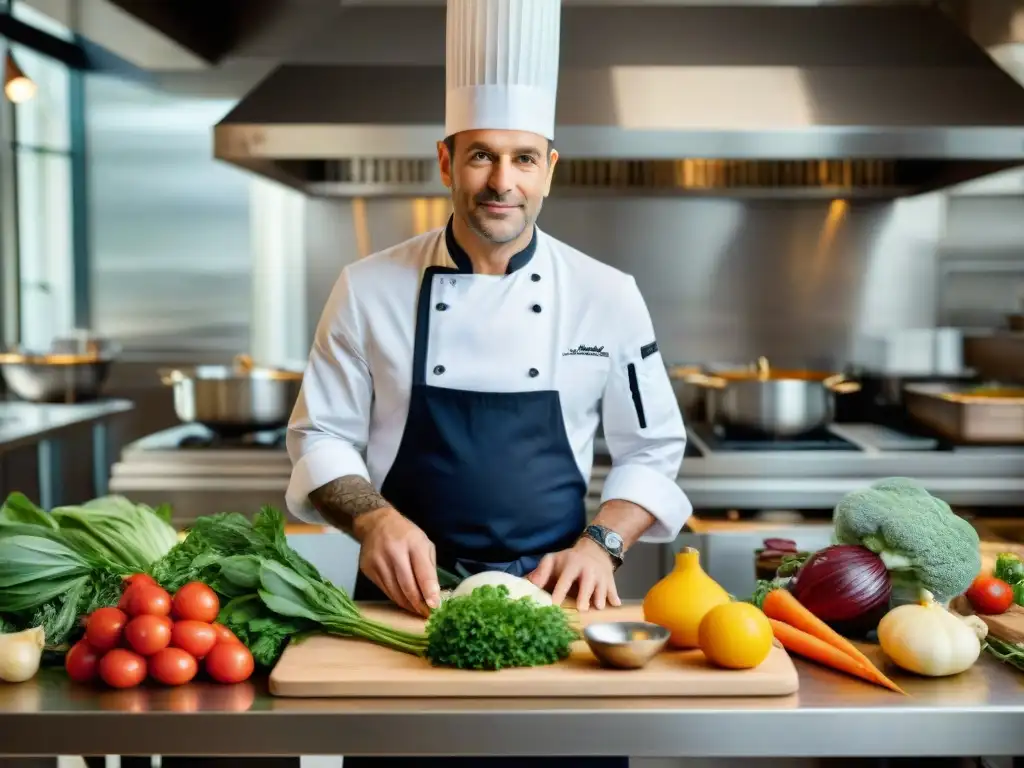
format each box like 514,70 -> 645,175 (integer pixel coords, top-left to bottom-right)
65,640 -> 101,683
204,642 -> 254,684
124,614 -> 172,656
966,575 -> 1013,614
171,620 -> 218,659
172,582 -> 220,623
128,585 -> 172,617
125,573 -> 157,590
85,607 -> 128,652
212,623 -> 241,645
149,647 -> 198,686
98,648 -> 147,689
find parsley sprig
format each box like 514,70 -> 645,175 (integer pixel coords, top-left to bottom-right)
425,585 -> 580,670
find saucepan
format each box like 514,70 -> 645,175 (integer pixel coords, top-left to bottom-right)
0,334 -> 120,403
158,354 -> 304,436
666,364 -> 707,421
685,357 -> 861,437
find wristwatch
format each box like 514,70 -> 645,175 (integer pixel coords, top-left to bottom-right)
581,524 -> 625,570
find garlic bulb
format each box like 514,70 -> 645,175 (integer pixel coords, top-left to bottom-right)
877,591 -> 982,677
0,626 -> 45,683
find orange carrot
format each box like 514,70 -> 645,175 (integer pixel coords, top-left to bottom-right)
768,619 -> 906,694
762,589 -> 905,695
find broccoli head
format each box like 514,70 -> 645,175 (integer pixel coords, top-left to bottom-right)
832,477 -> 981,603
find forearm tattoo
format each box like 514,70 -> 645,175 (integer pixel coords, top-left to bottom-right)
308,475 -> 390,534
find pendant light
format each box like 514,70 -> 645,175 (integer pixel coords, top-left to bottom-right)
3,50 -> 36,103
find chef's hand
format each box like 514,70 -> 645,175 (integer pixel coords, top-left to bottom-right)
527,538 -> 621,611
355,507 -> 441,617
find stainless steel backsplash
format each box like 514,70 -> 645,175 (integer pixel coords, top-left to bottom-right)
304,194 -> 947,369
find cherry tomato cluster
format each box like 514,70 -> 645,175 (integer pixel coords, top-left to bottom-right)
65,574 -> 254,689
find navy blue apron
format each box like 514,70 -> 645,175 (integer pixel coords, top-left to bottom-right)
346,222 -> 627,768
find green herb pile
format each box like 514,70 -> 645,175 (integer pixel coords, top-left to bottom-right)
149,506 -> 428,666
0,492 -> 178,647
425,584 -> 579,670
150,507 -> 581,671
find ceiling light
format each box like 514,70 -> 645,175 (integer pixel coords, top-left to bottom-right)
4,51 -> 36,103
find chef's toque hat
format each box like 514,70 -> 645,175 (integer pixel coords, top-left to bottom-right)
445,0 -> 561,141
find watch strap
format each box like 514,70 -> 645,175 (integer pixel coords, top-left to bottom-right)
582,524 -> 625,569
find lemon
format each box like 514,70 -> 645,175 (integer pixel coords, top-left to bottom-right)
697,602 -> 774,670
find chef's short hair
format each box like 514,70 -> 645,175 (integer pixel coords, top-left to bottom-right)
444,134 -> 553,160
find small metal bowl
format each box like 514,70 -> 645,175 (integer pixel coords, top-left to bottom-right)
583,621 -> 671,670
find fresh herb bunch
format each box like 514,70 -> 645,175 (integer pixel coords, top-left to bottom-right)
150,507 -> 428,666
424,585 -> 580,670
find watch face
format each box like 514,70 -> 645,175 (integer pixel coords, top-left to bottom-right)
604,531 -> 623,551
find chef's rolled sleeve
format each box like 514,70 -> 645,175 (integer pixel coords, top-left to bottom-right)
600,277 -> 691,542
285,267 -> 374,525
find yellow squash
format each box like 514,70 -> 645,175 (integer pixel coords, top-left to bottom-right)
643,547 -> 730,649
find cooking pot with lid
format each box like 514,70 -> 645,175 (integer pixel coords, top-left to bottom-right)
158,354 -> 304,435
686,357 -> 860,437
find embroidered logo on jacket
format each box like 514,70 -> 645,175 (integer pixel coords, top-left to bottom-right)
563,345 -> 610,358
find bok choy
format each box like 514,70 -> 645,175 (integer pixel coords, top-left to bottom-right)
0,492 -> 179,647
49,496 -> 178,572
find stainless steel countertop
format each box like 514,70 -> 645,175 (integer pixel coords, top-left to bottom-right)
1,651 -> 1022,758
0,399 -> 135,452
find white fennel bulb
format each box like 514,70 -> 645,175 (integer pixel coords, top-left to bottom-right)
450,571 -> 554,606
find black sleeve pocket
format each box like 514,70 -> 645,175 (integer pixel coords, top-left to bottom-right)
626,363 -> 647,429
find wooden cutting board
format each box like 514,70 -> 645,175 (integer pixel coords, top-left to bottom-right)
950,596 -> 1024,644
269,602 -> 800,698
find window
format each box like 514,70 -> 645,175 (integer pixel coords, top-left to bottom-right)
1,2 -> 76,351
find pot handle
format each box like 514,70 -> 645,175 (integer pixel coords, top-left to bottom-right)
684,372 -> 728,389
823,373 -> 861,395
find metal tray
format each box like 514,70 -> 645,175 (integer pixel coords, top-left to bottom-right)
903,382 -> 1024,444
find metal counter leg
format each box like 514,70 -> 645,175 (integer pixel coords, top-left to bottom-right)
36,439 -> 60,510
91,422 -> 108,497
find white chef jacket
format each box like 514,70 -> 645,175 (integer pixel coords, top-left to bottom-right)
285,224 -> 692,543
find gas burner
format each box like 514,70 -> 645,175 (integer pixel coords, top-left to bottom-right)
177,429 -> 286,450
690,422 -> 860,452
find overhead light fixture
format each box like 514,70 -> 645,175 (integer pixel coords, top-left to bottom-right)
4,50 -> 36,103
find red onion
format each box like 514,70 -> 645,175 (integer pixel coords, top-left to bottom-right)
763,538 -> 797,553
789,545 -> 891,634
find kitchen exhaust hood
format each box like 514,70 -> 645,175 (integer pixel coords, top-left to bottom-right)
214,3 -> 1024,199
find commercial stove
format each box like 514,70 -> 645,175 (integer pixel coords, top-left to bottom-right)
108,423 -> 294,524
111,417 -> 1024,525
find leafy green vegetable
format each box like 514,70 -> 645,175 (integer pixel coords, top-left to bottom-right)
218,594 -> 313,668
50,496 -> 177,573
995,553 -> 1024,587
149,508 -> 321,594
425,585 -> 579,670
0,492 -> 57,531
150,508 -> 428,664
748,551 -> 810,608
985,636 -> 1024,672
0,533 -> 127,646
832,477 -> 981,603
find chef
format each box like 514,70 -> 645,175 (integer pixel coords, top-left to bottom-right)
286,0 -> 690,760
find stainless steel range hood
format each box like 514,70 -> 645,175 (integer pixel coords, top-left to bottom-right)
214,3 -> 1024,198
